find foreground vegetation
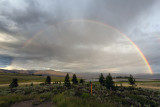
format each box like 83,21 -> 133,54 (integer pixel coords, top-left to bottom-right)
0,73 -> 159,107
0,83 -> 160,107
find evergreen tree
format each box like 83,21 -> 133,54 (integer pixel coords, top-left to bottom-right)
105,73 -> 114,90
128,74 -> 135,86
72,74 -> 78,84
45,76 -> 51,84
79,78 -> 84,84
64,73 -> 71,88
99,73 -> 105,86
9,78 -> 18,91
30,82 -> 33,86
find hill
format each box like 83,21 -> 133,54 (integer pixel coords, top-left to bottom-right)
0,69 -> 74,77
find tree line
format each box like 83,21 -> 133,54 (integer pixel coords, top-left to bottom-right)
9,73 -> 135,90
99,73 -> 136,90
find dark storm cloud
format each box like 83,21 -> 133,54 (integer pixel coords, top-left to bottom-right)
0,21 -> 12,33
81,0 -> 156,30
0,0 -> 156,33
1,1 -> 46,24
0,55 -> 13,67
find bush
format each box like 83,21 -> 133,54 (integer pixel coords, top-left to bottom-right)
39,83 -> 45,86
82,93 -> 91,99
0,94 -> 34,107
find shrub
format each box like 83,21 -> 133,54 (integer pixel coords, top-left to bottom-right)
82,93 -> 91,99
39,83 -> 45,86
79,78 -> 85,84
0,94 -> 34,107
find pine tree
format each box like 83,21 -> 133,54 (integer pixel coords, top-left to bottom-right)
72,74 -> 78,84
128,74 -> 135,86
105,73 -> 114,90
80,78 -> 84,84
45,76 -> 51,84
9,78 -> 18,92
99,73 -> 105,86
64,73 -> 71,88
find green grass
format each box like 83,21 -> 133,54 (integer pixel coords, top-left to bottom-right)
0,92 -> 55,107
52,93 -> 116,107
0,73 -> 64,84
0,94 -> 34,107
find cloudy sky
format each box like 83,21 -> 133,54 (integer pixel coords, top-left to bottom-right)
0,0 -> 160,74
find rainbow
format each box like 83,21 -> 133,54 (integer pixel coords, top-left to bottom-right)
22,19 -> 153,74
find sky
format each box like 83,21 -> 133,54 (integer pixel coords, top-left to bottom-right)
0,0 -> 160,74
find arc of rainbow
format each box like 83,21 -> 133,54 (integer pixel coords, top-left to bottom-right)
22,19 -> 153,74
22,30 -> 44,49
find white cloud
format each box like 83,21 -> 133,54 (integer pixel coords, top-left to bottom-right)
0,33 -> 17,43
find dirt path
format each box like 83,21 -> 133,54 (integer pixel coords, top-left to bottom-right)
11,100 -> 53,107
0,82 -> 43,87
0,81 -> 65,87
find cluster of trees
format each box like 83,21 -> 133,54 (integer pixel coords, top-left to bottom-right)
99,73 -> 136,90
44,73 -> 136,90
64,73 -> 85,88
9,73 -> 84,90
45,73 -> 84,88
99,73 -> 114,90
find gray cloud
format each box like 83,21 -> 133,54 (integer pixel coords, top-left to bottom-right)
0,0 -> 159,74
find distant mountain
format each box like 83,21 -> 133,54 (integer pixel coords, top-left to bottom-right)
34,70 -> 74,77
0,69 -> 159,79
0,69 -> 75,77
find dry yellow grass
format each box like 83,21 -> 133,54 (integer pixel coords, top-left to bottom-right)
119,82 -> 160,90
